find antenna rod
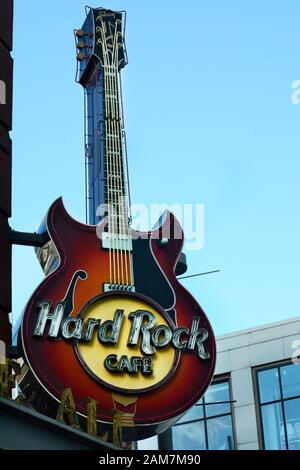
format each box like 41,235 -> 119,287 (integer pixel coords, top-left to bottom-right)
178,269 -> 220,280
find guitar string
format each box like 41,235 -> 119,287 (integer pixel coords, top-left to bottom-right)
110,28 -> 121,286
104,65 -> 113,284
114,63 -> 130,287
109,64 -> 117,284
117,23 -> 134,288
112,74 -> 123,286
101,25 -> 114,285
112,23 -> 126,287
110,65 -> 121,286
94,67 -> 100,221
113,22 -> 131,287
107,51 -> 117,285
116,69 -> 129,287
110,21 -> 124,287
105,67 -> 113,286
103,23 -> 120,286
100,18 -> 133,288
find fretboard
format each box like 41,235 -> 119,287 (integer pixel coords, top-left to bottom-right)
102,65 -> 129,234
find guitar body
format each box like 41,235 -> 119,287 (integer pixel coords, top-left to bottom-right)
21,198 -> 215,440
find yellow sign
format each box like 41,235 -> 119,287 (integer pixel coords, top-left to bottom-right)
77,294 -> 176,393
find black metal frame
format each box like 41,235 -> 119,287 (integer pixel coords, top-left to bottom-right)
254,360 -> 300,450
9,229 -> 49,247
172,378 -> 235,450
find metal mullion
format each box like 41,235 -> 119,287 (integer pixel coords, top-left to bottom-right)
202,397 -> 209,450
260,393 -> 300,407
283,394 -> 300,403
205,411 -> 232,421
206,412 -> 231,422
173,411 -> 231,428
254,369 -> 265,450
195,400 -> 236,406
260,398 -> 281,406
228,379 -> 236,450
173,418 -> 204,427
278,366 -> 289,450
259,405 -> 266,449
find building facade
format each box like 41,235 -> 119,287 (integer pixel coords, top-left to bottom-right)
139,315 -> 300,450
0,0 -> 13,349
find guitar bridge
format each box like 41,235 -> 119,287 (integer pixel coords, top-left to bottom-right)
103,283 -> 135,292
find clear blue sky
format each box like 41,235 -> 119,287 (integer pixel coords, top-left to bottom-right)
11,0 -> 300,336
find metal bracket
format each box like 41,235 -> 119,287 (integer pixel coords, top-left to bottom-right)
9,229 -> 49,248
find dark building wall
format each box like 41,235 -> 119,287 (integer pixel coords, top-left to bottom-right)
0,0 -> 13,347
0,397 -> 120,450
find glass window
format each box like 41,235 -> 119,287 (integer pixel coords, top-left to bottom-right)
281,364 -> 300,399
261,402 -> 286,450
257,362 -> 300,450
284,397 -> 300,450
207,415 -> 234,450
173,420 -> 206,450
172,379 -> 235,450
177,399 -> 204,423
258,368 -> 281,404
205,381 -> 231,417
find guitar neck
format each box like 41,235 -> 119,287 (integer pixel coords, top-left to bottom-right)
102,66 -> 128,232
83,63 -> 130,229
77,7 -> 130,229
77,8 -> 134,289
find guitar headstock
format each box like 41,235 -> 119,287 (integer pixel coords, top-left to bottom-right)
75,7 -> 127,86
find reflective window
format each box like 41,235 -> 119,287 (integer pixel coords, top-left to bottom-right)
281,364 -> 300,399
172,380 -> 235,450
258,368 -> 281,404
207,414 -> 234,450
205,381 -> 231,418
257,363 -> 300,450
284,398 -> 300,450
261,403 -> 286,450
173,420 -> 206,450
177,398 -> 204,423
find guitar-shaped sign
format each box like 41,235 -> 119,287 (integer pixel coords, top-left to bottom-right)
20,7 -> 216,441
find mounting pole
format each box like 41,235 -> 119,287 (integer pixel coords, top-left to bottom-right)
9,230 -> 49,248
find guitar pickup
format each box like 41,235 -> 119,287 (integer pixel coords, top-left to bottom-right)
101,232 -> 133,251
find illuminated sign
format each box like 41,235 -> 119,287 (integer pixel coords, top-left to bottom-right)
20,6 -> 216,442
20,199 -> 216,442
32,291 -> 210,392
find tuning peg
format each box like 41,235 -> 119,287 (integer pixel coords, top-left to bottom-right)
76,29 -> 84,38
77,40 -> 85,49
76,52 -> 85,61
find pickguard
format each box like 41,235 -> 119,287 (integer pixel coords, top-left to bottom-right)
132,237 -> 176,325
